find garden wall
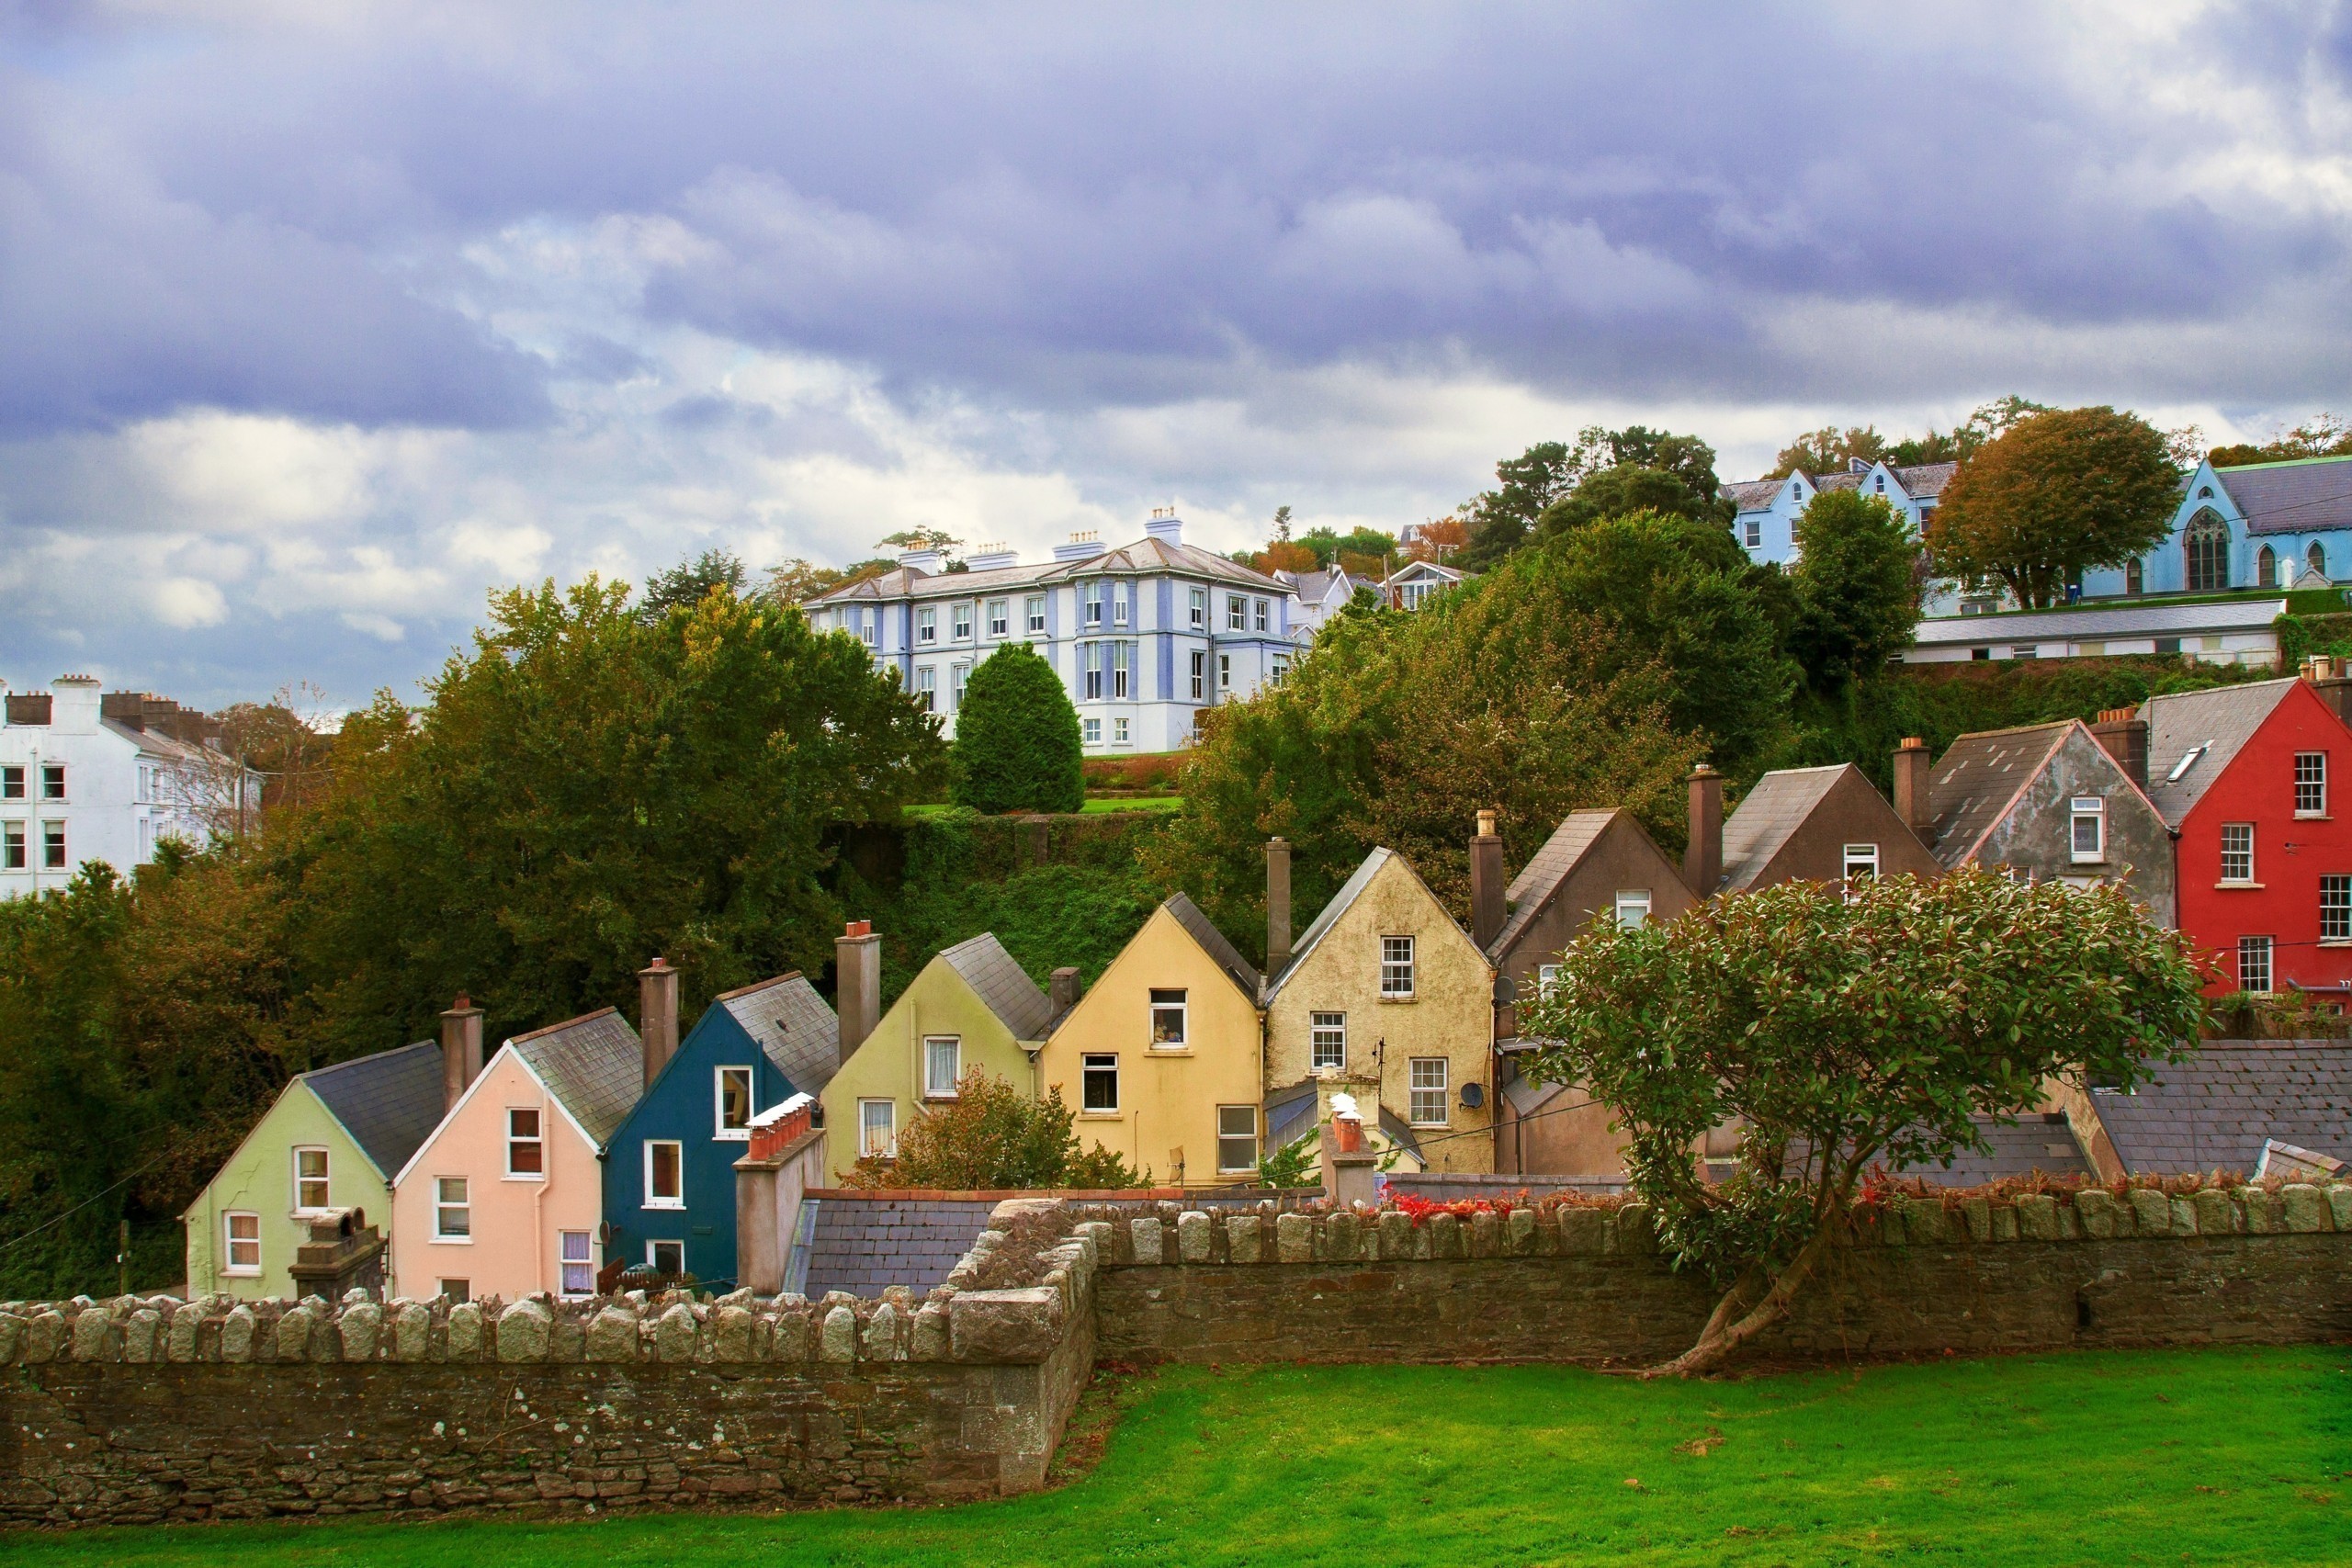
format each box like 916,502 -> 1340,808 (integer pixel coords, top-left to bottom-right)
6,1183 -> 2351,1531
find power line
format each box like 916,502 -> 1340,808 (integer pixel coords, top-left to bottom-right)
0,1146 -> 179,1258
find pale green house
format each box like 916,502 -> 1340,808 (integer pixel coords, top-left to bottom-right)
819,933 -> 1059,1177
183,1041 -> 445,1300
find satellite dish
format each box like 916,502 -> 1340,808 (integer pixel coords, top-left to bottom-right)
1492,976 -> 1518,1005
1460,1082 -> 1486,1110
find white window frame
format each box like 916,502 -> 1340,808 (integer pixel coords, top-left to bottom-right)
917,606 -> 938,644
950,661 -> 970,713
858,609 -> 876,648
40,820 -> 64,870
559,1230 -> 595,1297
1112,640 -> 1130,699
1310,1011 -> 1346,1072
1,821 -> 23,871
434,1177 -> 471,1242
2296,751 -> 2328,818
1084,581 -> 1104,627
1380,935 -> 1416,998
952,603 -> 973,640
1842,843 -> 1879,886
292,1145 -> 332,1214
987,598 -> 1009,637
0,765 -> 22,801
715,1066 -> 753,1140
2324,874 -> 2352,943
924,1035 -> 962,1099
1536,963 -> 1561,996
1190,650 -> 1205,701
504,1106 -> 544,1178
1744,517 -> 1761,548
643,1139 -> 685,1208
2237,935 -> 2273,994
1081,1053 -> 1120,1113
859,1098 -> 897,1158
1614,890 -> 1651,930
1025,595 -> 1046,634
1227,594 -> 1246,630
1083,642 -> 1103,700
2070,797 -> 2106,863
915,665 -> 937,712
1150,987 -> 1188,1048
1408,1057 -> 1450,1127
1216,1104 -> 1259,1174
1083,716 -> 1102,745
1218,653 -> 1232,692
648,1239 -> 685,1277
1114,581 -> 1131,627
39,763 -> 65,802
1113,716 -> 1130,744
2221,822 -> 2255,884
222,1211 -> 262,1275
1189,587 -> 1206,629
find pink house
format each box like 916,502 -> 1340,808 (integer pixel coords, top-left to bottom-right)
390,1004 -> 646,1303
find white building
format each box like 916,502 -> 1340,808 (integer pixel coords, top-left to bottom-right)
1276,566 -> 1376,640
0,676 -> 264,896
806,514 -> 1298,752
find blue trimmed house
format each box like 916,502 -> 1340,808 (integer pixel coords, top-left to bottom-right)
601,973 -> 839,1289
2081,453 -> 2352,600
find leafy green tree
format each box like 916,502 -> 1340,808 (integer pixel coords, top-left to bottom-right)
1457,441 -> 1577,568
2208,412 -> 2352,468
1927,406 -> 2180,609
639,548 -> 747,619
840,1069 -> 1140,1189
1297,525 -> 1400,572
1462,428 -> 1727,569
280,578 -> 948,1056
1533,465 -> 1720,541
1786,490 -> 1922,694
1770,425 -> 1889,479
761,557 -> 892,604
951,642 -> 1084,815
1518,867 -> 2207,1377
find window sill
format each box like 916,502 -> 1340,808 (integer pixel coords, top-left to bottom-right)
2214,881 -> 2265,890
642,1201 -> 687,1211
502,1173 -> 547,1182
430,1237 -> 473,1246
1079,1111 -> 1124,1120
2069,858 -> 2109,868
713,1131 -> 750,1143
1378,995 -> 1418,1005
220,1267 -> 262,1277
922,1094 -> 960,1104
1409,1122 -> 1451,1130
2321,939 -> 2352,948
2294,812 -> 2331,821
1148,1046 -> 1194,1056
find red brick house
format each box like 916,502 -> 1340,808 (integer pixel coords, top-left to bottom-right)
2142,671 -> 2352,998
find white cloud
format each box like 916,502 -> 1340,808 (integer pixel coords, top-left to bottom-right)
151,577 -> 229,629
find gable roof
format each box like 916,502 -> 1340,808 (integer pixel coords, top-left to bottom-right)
938,933 -> 1057,1040
2090,1042 -> 2352,1174
1163,893 -> 1261,1000
714,972 -> 841,1096
2138,677 -> 2301,827
808,534 -> 1283,605
1269,848 -> 1389,997
301,1041 -> 445,1181
1724,478 -> 1783,513
1920,721 -> 2074,867
1490,811 -> 1623,959
1263,1079 -> 1321,1149
1717,764 -> 1853,893
507,1008 -> 643,1148
2212,452 -> 2352,536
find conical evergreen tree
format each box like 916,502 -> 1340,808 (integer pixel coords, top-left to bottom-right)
951,642 -> 1084,813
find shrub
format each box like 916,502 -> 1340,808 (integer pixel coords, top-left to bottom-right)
952,642 -> 1084,814
839,1069 -> 1141,1190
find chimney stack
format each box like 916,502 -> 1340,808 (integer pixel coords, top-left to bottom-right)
639,957 -> 681,1090
1049,966 -> 1082,1017
1684,764 -> 1724,897
835,920 -> 882,1066
1265,838 -> 1293,977
439,994 -> 484,1113
2301,656 -> 2352,732
2089,707 -> 2151,791
1892,737 -> 1934,832
1469,808 -> 1506,950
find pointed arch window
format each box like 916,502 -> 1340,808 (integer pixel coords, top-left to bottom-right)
2125,558 -> 2143,595
2185,512 -> 2230,593
2257,545 -> 2277,589
2310,542 -> 2328,581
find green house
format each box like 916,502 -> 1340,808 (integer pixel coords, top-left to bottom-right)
182,1041 -> 444,1300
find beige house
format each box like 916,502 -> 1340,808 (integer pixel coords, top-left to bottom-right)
1262,847 -> 1494,1174
1035,896 -> 1263,1188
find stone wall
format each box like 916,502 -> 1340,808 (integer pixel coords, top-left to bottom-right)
1086,1183 -> 2352,1366
0,1198 -> 1100,1529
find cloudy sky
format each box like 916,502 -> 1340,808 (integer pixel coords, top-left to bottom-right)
4,1 -> 2350,708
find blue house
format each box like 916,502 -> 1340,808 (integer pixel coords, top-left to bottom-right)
2081,453 -> 2352,600
601,972 -> 839,1289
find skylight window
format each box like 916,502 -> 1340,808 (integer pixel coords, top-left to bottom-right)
2166,742 -> 2209,784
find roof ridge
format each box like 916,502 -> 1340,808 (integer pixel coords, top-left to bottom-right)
2214,452 -> 2352,472
714,971 -> 805,1003
506,1005 -> 625,1046
300,1039 -> 437,1081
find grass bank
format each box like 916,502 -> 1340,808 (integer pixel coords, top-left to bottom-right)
14,1346 -> 2348,1566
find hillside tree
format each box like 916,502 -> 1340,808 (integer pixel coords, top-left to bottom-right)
1786,490 -> 1922,693
951,641 -> 1085,815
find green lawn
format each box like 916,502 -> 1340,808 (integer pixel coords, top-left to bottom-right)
16,1348 -> 2349,1566
1078,795 -> 1181,813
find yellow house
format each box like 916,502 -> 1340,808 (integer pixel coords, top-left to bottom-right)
819,933 -> 1055,1177
1035,895 -> 1263,1188
1262,847 -> 1495,1174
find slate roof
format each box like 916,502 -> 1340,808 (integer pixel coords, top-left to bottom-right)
507,1008 -> 643,1148
938,933 -> 1057,1041
1892,461 -> 1960,499
808,534 -> 1283,604
715,973 -> 841,1096
1913,598 -> 2288,649
1896,1114 -> 2094,1185
2139,677 -> 2301,827
1281,567 -> 1369,607
1263,1080 -> 1321,1149
1717,765 -> 1851,893
1724,478 -> 1783,513
1491,811 -> 1615,959
798,1195 -> 997,1298
1267,849 -> 1388,997
1921,722 -> 2075,866
1501,1072 -> 1570,1117
1164,893 -> 1261,1000
1722,462 -> 1954,515
2213,454 -> 2352,536
302,1041 -> 444,1181
2089,1042 -> 2352,1174
1377,1106 -> 1426,1167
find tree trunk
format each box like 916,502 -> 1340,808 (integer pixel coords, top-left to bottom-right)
1645,1220 -> 1847,1379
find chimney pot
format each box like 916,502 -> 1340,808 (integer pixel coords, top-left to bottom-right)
639,957 -> 681,1091
439,996 -> 485,1114
835,923 -> 883,1066
2089,707 -> 2151,792
1470,810 -> 1506,951
1684,764 -> 1724,897
1892,736 -> 1934,833
1265,838 -> 1294,977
